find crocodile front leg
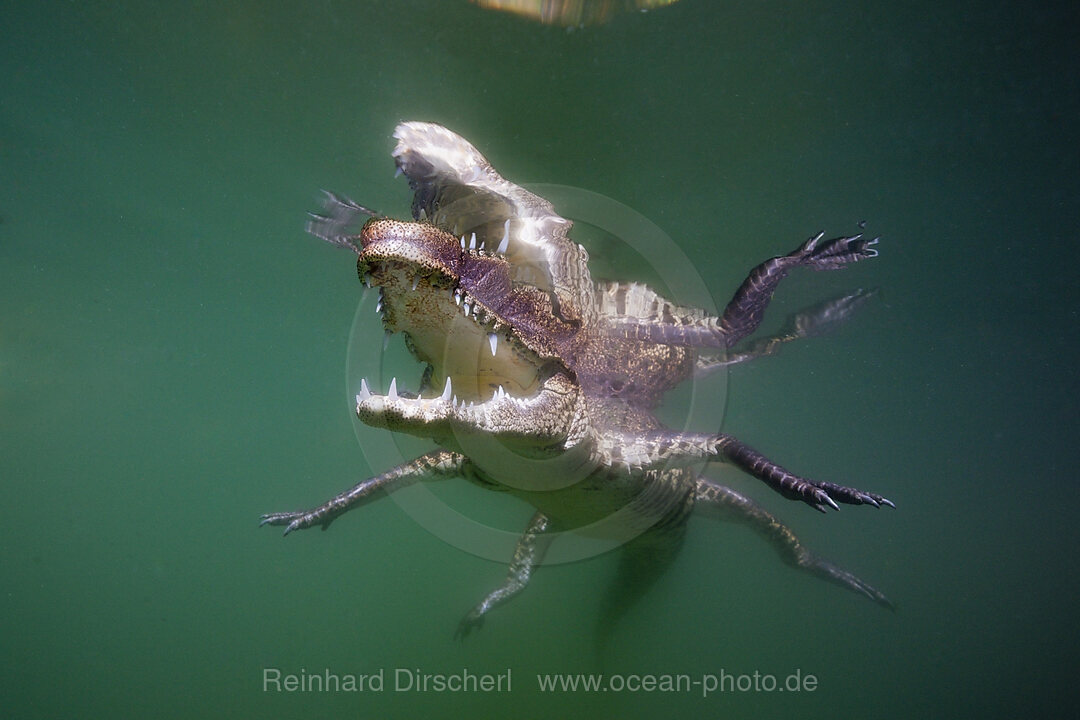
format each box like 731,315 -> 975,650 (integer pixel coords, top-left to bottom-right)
604,233 -> 877,350
697,288 -> 877,372
455,510 -> 553,639
718,232 -> 879,347
694,477 -> 893,608
260,449 -> 466,535
603,430 -> 893,513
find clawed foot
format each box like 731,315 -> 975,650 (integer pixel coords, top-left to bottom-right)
768,471 -> 894,513
305,190 -> 378,253
813,481 -> 895,510
454,610 -> 485,641
789,288 -> 878,338
792,231 -> 880,271
799,551 -> 895,611
259,509 -> 334,536
795,480 -> 895,514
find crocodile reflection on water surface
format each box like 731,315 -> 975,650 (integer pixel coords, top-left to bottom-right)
262,122 -> 894,636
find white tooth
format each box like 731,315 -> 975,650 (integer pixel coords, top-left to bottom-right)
387,377 -> 398,400
441,376 -> 452,403
455,291 -> 462,306
469,232 -> 476,250
498,385 -> 505,399
418,208 -> 427,220
394,166 -> 403,178
463,301 -> 471,317
359,378 -> 371,401
497,220 -> 510,254
376,299 -> 382,314
460,235 -> 466,250
488,333 -> 498,356
412,275 -> 420,291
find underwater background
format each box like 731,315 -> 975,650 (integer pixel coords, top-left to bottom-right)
2,1 -> 1077,717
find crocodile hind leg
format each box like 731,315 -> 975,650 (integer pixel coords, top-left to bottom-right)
605,430 -> 893,513
260,450 -> 466,535
708,433 -> 894,512
455,511 -> 553,639
695,477 -> 893,608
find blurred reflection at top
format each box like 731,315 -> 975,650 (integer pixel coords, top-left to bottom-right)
471,0 -> 679,27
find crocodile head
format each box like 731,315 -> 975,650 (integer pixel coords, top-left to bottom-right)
354,216 -> 576,404
306,124 -> 599,472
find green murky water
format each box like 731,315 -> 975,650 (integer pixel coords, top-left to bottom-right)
3,1 -> 1077,717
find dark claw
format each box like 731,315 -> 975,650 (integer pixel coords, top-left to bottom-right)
260,511 -> 294,527
813,481 -> 893,509
794,231 -> 881,270
860,490 -> 895,508
857,493 -> 881,508
799,231 -> 826,255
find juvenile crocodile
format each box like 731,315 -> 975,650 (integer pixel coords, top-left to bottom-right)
262,122 -> 894,636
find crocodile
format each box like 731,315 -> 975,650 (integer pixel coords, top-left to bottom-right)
262,122 -> 894,637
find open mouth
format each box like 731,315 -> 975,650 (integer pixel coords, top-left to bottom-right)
348,213 -> 569,414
